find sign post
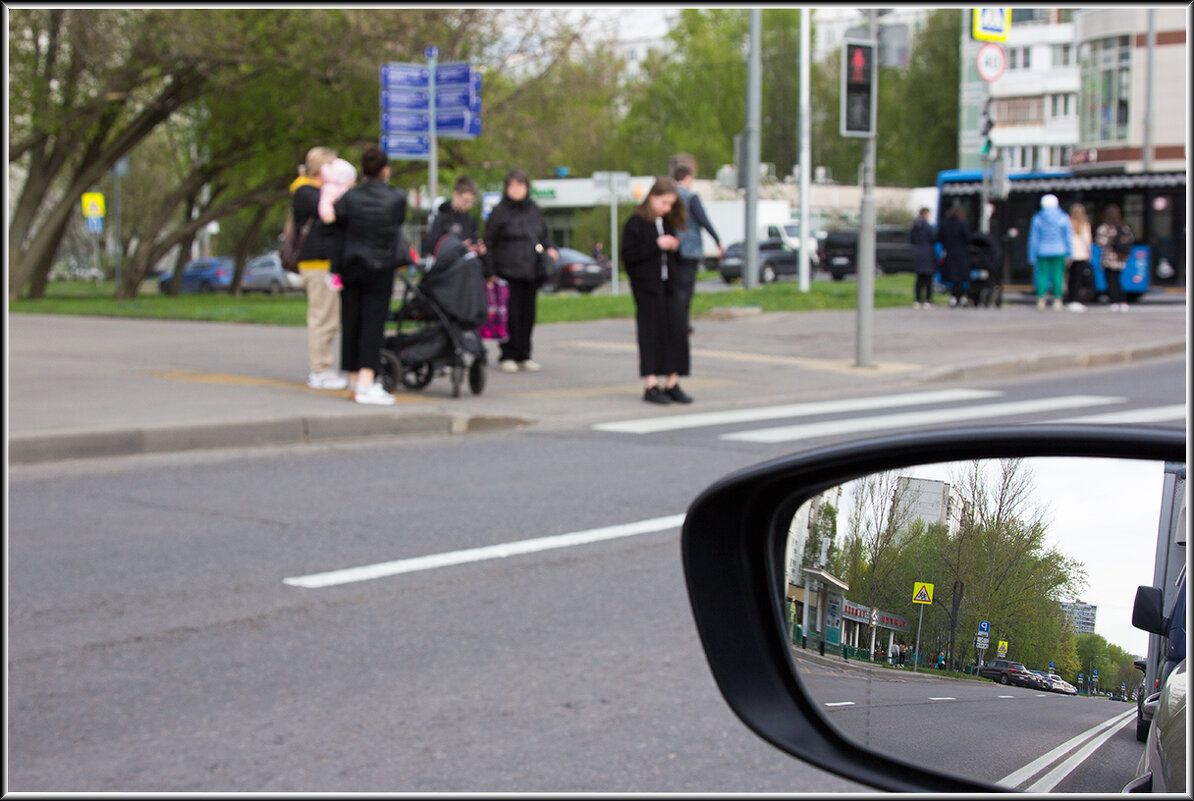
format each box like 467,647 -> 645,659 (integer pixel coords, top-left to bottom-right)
592,171 -> 630,296
911,581 -> 934,672
81,192 -> 106,278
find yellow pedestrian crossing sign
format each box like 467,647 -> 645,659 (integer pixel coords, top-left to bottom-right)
81,192 -> 106,218
912,582 -> 934,604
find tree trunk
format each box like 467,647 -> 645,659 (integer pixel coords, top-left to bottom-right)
947,580 -> 963,670
229,204 -> 270,296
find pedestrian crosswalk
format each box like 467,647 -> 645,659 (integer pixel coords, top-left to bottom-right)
591,389 -> 1186,444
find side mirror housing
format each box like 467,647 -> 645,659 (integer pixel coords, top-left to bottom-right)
1132,586 -> 1167,635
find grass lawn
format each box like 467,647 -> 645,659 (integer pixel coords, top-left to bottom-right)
11,274 -> 917,326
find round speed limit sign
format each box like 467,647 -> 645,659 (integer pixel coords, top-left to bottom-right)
977,43 -> 1006,83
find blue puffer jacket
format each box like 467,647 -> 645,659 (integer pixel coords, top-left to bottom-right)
1027,207 -> 1073,264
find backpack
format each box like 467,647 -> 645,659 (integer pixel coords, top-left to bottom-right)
1113,225 -> 1134,256
280,212 -> 315,272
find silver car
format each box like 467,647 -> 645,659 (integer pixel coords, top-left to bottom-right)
242,252 -> 305,294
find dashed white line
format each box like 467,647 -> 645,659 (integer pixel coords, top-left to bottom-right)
824,701 -> 856,707
928,697 -> 956,701
283,514 -> 685,589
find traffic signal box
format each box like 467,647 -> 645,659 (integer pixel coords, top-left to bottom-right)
840,40 -> 877,138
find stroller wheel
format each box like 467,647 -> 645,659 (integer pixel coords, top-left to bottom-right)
468,358 -> 486,395
450,364 -> 464,398
401,362 -> 434,390
378,348 -> 401,393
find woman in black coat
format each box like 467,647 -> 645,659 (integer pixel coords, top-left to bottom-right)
621,176 -> 691,405
481,168 -> 557,372
936,203 -> 972,307
909,207 -> 937,308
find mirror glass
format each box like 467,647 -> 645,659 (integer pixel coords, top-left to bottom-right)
780,456 -> 1185,792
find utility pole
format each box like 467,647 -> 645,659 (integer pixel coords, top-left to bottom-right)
742,9 -> 762,290
798,8 -> 812,292
853,10 -> 878,368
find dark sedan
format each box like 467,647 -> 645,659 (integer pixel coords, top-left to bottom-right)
819,224 -> 916,280
541,247 -> 611,293
718,237 -> 799,284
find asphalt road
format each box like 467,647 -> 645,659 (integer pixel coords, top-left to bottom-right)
8,358 -> 1185,792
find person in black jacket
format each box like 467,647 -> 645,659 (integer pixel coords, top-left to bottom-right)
423,175 -> 485,259
909,207 -> 937,308
621,176 -> 691,405
481,168 -> 557,372
326,145 -> 407,405
936,203 -> 972,307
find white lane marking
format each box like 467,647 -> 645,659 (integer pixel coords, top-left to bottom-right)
997,708 -> 1135,789
997,695 -> 1015,698
722,395 -> 1124,443
283,514 -> 685,589
1046,404 -> 1187,424
592,389 -> 1003,434
928,697 -> 956,701
1024,712 -> 1135,792
824,701 -> 856,707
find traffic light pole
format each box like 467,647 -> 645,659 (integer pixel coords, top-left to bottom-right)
854,10 -> 877,368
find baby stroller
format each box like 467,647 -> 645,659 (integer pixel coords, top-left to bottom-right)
965,232 -> 1003,308
379,234 -> 489,397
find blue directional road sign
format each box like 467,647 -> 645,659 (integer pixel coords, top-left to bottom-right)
86,216 -> 104,233
382,112 -> 432,133
380,133 -> 431,161
380,63 -> 429,88
435,61 -> 472,84
979,620 -> 990,634
1049,661 -> 1055,672
435,110 -> 482,139
380,89 -> 431,111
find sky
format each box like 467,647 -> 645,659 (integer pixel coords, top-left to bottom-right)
563,6 -> 677,41
833,457 -> 1175,658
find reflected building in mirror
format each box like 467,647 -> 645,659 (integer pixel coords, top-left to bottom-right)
895,476 -> 967,536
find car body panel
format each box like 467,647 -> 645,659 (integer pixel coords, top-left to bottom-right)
159,257 -> 235,294
1126,659 -> 1186,792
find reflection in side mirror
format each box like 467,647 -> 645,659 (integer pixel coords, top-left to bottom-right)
780,456 -> 1179,792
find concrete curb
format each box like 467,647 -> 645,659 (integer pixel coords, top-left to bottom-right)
916,339 -> 1186,383
8,412 -> 532,465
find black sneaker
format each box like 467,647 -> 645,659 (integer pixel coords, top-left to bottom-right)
664,384 -> 693,404
643,386 -> 671,404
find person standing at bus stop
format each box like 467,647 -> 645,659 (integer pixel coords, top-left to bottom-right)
1064,202 -> 1093,311
935,203 -> 972,307
1027,193 -> 1072,311
909,207 -> 937,308
1095,203 -> 1134,312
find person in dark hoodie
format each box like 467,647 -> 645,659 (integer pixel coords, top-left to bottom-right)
424,175 -> 486,259
481,168 -> 557,373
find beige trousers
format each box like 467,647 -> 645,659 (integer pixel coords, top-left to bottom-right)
301,263 -> 340,374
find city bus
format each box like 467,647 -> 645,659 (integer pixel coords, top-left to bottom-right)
935,167 -> 1185,302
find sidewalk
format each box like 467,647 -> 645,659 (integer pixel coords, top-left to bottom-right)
8,293 -> 1186,464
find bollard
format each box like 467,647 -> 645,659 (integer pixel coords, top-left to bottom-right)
842,643 -> 848,661
819,638 -> 825,656
801,634 -> 807,649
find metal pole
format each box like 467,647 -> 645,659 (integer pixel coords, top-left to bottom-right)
798,8 -> 812,292
609,174 -> 619,295
743,9 -> 762,290
913,603 -> 924,673
1143,10 -> 1154,171
428,51 -> 438,214
855,9 -> 877,368
112,167 -> 122,287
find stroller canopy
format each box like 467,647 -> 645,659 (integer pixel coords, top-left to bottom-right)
422,234 -> 489,328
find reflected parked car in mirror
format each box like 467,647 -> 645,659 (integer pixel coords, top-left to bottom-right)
681,426 -> 1184,793
242,252 -> 305,295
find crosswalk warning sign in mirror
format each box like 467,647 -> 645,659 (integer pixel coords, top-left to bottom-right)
912,582 -> 934,604
81,192 -> 106,218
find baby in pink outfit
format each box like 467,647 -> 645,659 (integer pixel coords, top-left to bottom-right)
318,157 -> 357,223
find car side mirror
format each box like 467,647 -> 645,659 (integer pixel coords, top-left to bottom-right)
1132,586 -> 1167,635
682,425 -> 1184,793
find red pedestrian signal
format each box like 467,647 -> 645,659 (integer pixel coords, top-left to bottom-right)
841,40 -> 876,138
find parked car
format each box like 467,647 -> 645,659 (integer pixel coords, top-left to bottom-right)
718,237 -> 799,284
541,246 -> 611,294
819,224 -> 916,280
158,257 -> 235,294
976,658 -> 1042,689
764,222 -> 822,267
1045,672 -> 1078,695
242,252 -> 305,295
1124,658 -> 1186,792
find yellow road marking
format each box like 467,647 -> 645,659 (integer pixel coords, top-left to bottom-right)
137,370 -> 431,402
562,341 -> 920,375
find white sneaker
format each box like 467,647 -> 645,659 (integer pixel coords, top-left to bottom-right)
1117,303 -> 1129,312
353,381 -> 395,405
1036,297 -> 1047,310
1066,302 -> 1087,312
1052,298 -> 1063,311
498,360 -> 518,373
517,359 -> 542,372
308,371 -> 349,390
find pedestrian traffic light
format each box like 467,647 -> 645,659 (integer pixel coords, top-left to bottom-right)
840,39 -> 877,138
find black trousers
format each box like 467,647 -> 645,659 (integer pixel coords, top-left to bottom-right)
1065,259 -> 1092,303
631,277 -> 690,377
499,278 -> 538,362
1104,267 -> 1125,304
914,274 -> 934,302
340,265 -> 395,374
